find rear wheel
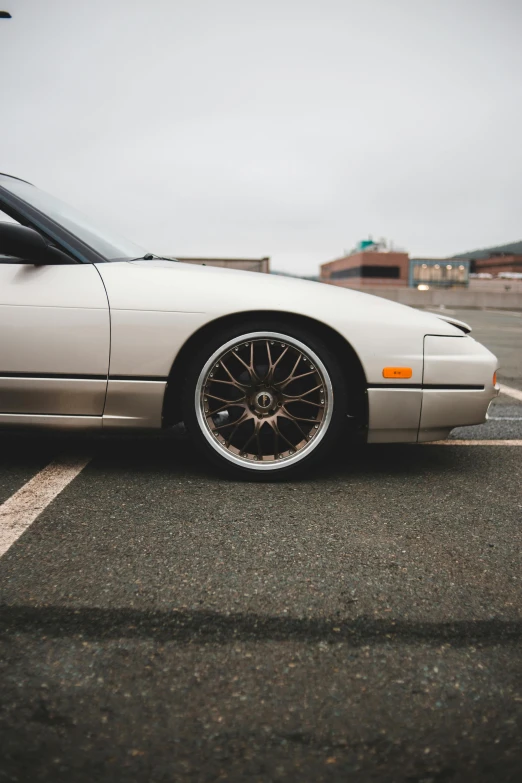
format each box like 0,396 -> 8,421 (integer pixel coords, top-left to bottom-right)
182,323 -> 349,478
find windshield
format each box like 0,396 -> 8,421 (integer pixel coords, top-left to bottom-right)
0,176 -> 148,261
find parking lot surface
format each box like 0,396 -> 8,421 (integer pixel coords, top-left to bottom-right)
0,309 -> 521,782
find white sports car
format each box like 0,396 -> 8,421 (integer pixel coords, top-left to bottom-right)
0,174 -> 498,478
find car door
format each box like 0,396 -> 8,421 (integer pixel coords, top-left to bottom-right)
0,252 -> 110,421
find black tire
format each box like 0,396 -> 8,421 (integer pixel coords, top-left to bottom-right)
182,320 -> 349,480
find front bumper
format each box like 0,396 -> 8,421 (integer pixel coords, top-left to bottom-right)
417,386 -> 499,442
366,335 -> 499,444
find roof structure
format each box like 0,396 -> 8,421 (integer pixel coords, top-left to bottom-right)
450,241 -> 522,260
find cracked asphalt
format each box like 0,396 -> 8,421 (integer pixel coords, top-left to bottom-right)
0,309 -> 521,782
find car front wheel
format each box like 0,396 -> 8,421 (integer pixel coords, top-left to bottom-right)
182,323 -> 349,478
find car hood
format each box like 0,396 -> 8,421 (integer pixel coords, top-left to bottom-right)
121,258 -> 463,336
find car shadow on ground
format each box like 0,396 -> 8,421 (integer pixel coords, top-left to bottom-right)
0,604 -> 521,647
0,427 -> 472,482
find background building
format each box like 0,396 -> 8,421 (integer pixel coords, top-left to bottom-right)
450,241 -> 522,276
170,256 -> 270,273
318,236 -> 522,304
320,239 -> 409,288
409,258 -> 469,288
319,238 -> 515,290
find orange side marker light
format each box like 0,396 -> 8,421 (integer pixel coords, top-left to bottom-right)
493,371 -> 497,386
382,367 -> 413,379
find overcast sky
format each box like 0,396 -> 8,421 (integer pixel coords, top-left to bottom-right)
1,0 -> 521,274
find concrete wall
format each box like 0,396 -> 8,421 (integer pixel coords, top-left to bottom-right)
469,279 -> 522,293
334,285 -> 522,310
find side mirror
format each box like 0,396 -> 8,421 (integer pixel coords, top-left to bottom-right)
0,223 -> 63,264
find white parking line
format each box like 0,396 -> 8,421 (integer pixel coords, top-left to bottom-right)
499,384 -> 522,403
424,440 -> 522,446
0,456 -> 90,558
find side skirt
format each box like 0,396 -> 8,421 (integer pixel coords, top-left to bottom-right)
0,378 -> 168,431
102,379 -> 167,429
0,413 -> 102,430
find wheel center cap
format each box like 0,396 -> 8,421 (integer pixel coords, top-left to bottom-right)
255,390 -> 275,411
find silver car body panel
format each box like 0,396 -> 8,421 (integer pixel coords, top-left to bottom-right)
97,260 -> 458,384
0,263 -> 109,420
366,389 -> 423,443
418,335 -> 498,441
0,377 -> 106,415
423,335 -> 497,386
418,389 -> 496,442
103,379 -> 166,429
0,413 -> 102,430
0,257 -> 498,441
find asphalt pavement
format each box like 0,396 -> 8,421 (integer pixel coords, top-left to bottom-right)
0,309 -> 521,782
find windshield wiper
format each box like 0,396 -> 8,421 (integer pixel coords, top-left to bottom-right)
127,253 -> 180,262
128,253 -> 155,262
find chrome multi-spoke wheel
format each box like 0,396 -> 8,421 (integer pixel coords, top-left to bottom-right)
194,332 -> 333,471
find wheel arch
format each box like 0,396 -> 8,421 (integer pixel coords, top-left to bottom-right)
162,310 -> 368,428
